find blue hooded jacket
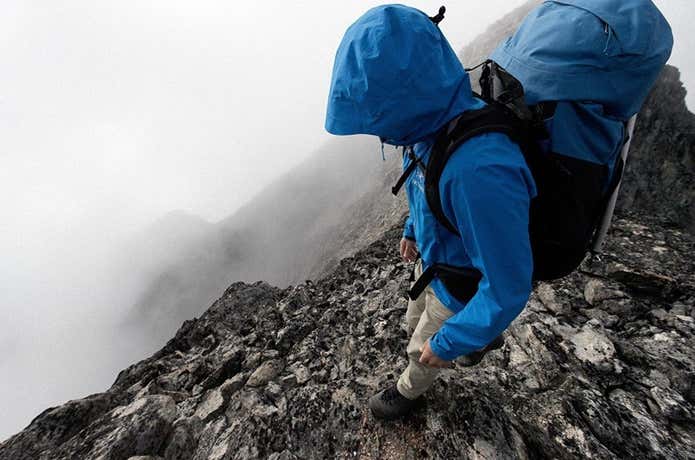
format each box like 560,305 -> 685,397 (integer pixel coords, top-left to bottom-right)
325,4 -> 536,360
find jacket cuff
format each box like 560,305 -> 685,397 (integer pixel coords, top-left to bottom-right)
429,332 -> 461,362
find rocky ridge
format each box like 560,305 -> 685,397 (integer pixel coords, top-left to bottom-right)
619,66 -> 695,231
2,213 -> 694,459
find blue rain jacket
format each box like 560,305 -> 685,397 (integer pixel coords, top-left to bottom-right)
325,4 -> 536,360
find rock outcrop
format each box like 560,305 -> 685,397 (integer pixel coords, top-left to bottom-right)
2,213 -> 693,459
619,66 -> 695,232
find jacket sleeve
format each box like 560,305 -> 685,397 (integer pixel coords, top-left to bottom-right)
402,215 -> 416,241
429,156 -> 535,361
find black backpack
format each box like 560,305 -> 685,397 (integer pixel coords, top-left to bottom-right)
394,61 -> 627,301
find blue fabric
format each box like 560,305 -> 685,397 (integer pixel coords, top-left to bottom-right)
325,4 -> 536,360
403,215 -> 416,241
325,4 -> 477,145
490,0 -> 673,120
405,135 -> 537,361
545,101 -> 626,181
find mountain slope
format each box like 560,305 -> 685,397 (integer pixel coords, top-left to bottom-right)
125,0 -> 694,357
126,137 -> 404,343
458,0 -> 540,70
6,2 -> 693,455
132,0 -> 694,345
2,213 -> 693,459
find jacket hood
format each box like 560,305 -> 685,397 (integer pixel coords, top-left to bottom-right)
490,0 -> 673,119
325,4 -> 480,146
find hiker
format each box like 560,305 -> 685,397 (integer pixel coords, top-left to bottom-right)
325,2 -> 672,420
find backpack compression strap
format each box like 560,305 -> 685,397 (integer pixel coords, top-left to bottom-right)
425,104 -> 523,236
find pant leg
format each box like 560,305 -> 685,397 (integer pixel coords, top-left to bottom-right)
405,260 -> 425,333
397,283 -> 454,400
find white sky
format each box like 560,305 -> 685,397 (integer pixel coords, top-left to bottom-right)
0,0 -> 693,441
0,1 -> 532,232
0,1 -> 691,233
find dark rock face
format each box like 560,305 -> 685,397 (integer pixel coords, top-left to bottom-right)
2,215 -> 694,459
619,66 -> 695,232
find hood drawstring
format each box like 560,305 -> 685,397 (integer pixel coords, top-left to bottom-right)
381,141 -> 386,161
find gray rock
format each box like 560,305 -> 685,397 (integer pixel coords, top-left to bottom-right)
649,386 -> 693,422
650,308 -> 669,321
219,372 -> 247,397
584,279 -> 626,306
570,325 -> 616,370
537,283 -> 564,314
267,451 -> 298,460
4,212 -> 695,460
163,417 -> 201,460
672,302 -> 688,316
191,418 -> 227,460
583,308 -> 620,328
292,364 -> 311,385
194,389 -> 225,421
246,360 -> 284,387
83,395 -> 177,460
265,382 -> 283,399
279,374 -> 297,388
3,54 -> 695,460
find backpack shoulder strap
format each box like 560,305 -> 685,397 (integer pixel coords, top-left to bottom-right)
425,104 -> 522,236
391,146 -> 425,196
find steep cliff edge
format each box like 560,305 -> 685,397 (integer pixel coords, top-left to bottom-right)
2,213 -> 693,459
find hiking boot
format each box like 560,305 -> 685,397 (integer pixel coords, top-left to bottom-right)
457,335 -> 505,367
368,385 -> 421,420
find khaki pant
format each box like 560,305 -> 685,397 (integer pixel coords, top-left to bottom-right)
397,260 -> 455,400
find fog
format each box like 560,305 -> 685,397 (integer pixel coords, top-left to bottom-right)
1,0 -> 693,441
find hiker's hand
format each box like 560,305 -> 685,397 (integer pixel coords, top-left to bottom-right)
419,339 -> 452,369
400,238 -> 418,263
